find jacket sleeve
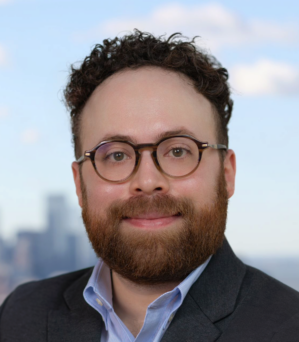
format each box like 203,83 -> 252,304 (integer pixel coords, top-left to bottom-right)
0,293 -> 12,317
0,292 -> 13,340
271,313 -> 299,342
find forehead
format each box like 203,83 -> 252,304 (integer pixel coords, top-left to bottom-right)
80,67 -> 217,149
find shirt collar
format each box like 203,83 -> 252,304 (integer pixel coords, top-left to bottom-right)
84,255 -> 211,312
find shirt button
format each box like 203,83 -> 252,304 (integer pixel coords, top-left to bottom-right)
163,313 -> 175,331
168,313 -> 175,323
96,298 -> 103,306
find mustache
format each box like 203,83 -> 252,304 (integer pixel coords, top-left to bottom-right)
106,194 -> 195,221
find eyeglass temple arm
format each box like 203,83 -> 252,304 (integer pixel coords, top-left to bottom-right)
207,144 -> 227,150
76,155 -> 87,163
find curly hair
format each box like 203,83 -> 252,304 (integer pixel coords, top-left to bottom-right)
64,30 -> 233,159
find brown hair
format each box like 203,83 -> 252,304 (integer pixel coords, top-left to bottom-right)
64,30 -> 233,159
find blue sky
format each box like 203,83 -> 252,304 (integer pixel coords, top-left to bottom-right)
0,0 -> 298,256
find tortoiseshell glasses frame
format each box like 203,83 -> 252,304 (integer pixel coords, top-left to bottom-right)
76,134 -> 227,183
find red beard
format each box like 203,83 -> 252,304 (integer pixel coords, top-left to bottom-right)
81,168 -> 228,285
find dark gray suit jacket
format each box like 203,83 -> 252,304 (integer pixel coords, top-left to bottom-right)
1,239 -> 299,341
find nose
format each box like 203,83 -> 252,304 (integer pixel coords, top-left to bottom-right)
128,151 -> 170,195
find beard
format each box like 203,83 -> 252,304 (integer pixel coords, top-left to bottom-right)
81,168 -> 228,285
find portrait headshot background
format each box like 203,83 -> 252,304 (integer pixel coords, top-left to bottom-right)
0,0 -> 298,300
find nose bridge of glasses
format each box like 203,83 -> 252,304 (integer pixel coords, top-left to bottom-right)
134,143 -> 161,171
135,142 -> 158,153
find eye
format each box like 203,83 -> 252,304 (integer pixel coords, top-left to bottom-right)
107,151 -> 129,162
163,146 -> 192,159
170,147 -> 187,158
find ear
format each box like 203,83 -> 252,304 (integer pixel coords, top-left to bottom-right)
72,162 -> 83,208
223,149 -> 236,199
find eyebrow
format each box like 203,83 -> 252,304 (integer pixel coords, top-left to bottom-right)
101,134 -> 135,143
155,128 -> 196,141
100,128 -> 197,145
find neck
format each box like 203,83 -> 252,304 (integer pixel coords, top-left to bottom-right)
111,270 -> 179,337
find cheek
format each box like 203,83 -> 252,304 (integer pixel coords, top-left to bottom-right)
82,164 -> 129,211
170,175 -> 214,206
87,182 -> 129,208
170,160 -> 219,205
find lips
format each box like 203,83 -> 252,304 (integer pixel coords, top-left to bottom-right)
122,212 -> 182,230
124,212 -> 181,220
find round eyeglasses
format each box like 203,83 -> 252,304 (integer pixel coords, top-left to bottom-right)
76,135 -> 227,183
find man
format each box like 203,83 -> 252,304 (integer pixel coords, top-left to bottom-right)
1,30 -> 299,341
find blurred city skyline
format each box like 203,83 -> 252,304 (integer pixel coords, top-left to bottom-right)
0,0 -> 299,257
0,191 -> 298,306
0,193 -> 97,304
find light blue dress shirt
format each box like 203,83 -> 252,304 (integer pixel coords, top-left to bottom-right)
83,256 -> 211,342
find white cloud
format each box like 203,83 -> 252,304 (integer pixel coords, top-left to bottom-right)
77,3 -> 299,50
21,129 -> 40,144
230,59 -> 299,96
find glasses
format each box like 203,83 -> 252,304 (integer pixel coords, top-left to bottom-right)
76,135 -> 227,183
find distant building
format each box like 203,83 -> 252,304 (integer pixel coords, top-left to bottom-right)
0,194 -> 97,304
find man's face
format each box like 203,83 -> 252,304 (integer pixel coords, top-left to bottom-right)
72,67 -> 236,284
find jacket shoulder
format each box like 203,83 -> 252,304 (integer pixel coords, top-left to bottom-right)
1,267 -> 93,309
221,265 -> 299,340
245,264 -> 299,311
0,267 -> 93,341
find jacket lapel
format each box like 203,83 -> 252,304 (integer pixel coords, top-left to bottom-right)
48,268 -> 103,342
162,238 -> 246,342
47,239 -> 246,342
161,294 -> 221,342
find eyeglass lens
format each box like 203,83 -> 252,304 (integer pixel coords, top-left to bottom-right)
94,137 -> 200,181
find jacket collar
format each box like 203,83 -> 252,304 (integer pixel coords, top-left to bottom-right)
48,268 -> 104,342
48,238 -> 246,342
161,238 -> 246,342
